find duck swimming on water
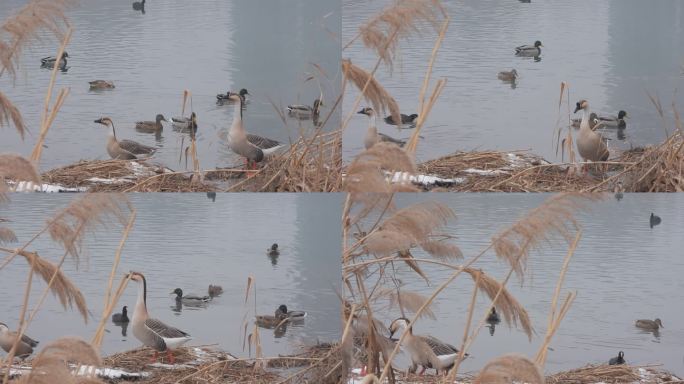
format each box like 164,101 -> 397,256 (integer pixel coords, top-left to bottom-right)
515,41 -> 543,56
41,52 -> 68,71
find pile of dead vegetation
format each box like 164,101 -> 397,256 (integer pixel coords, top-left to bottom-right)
415,131 -> 683,192
37,129 -> 342,193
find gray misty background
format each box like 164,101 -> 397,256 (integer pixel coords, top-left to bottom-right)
343,0 -> 684,162
365,193 -> 684,376
0,193 -> 342,357
0,0 -> 341,170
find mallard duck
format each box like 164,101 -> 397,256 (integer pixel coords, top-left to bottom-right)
596,110 -> 628,128
486,307 -> 501,324
256,305 -> 289,328
357,107 -> 407,149
279,304 -> 306,320
208,285 -> 224,298
609,351 -> 625,365
171,288 -> 210,305
649,213 -> 661,228
127,272 -> 192,363
94,117 -> 156,160
40,52 -> 68,70
112,305 -> 130,323
497,69 -> 518,82
135,114 -> 168,133
0,323 -> 39,360
515,41 -> 543,56
171,112 -> 197,131
267,243 -> 280,257
635,318 -> 663,331
287,99 -> 323,119
574,100 -> 609,164
132,0 -> 145,12
389,318 -> 468,375
217,88 -> 249,102
384,113 -> 419,126
571,112 -> 598,129
227,93 -> 284,168
89,80 -> 115,90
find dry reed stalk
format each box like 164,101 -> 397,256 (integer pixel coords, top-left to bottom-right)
0,91 -> 25,138
491,193 -> 600,283
30,28 -> 72,166
91,212 -> 136,350
15,337 -> 103,384
535,231 -> 581,366
46,193 -> 130,264
473,354 -> 545,384
0,154 -> 42,187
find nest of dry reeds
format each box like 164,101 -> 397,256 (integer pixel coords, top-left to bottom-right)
414,130 -> 684,192
227,129 -> 342,192
545,364 -> 674,384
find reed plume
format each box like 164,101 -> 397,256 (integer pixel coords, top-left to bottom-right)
346,142 -> 420,194
474,354 -> 545,384
14,249 -> 88,321
342,59 -> 401,126
0,0 -> 73,79
47,193 -> 130,264
0,92 -> 25,138
419,239 -> 463,260
0,154 -> 42,186
463,268 -> 533,340
357,0 -> 443,71
0,227 -> 17,244
387,289 -> 436,320
491,193 -> 601,283
16,337 -> 103,384
364,201 -> 454,256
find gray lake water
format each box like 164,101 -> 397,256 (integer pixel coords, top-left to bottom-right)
0,0 -> 341,171
0,193 -> 342,358
343,0 -> 684,163
359,193 -> 684,376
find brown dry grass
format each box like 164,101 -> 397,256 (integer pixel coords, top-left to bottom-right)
0,227 -> 18,244
5,248 -> 89,322
491,193 -> 601,283
0,92 -> 25,139
14,337 -> 103,384
46,193 -> 130,264
0,154 -> 42,186
473,354 -> 545,384
342,59 -> 400,125
355,0 -> 444,71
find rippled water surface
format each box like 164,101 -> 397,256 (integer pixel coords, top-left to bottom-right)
343,0 -> 684,162
0,0 -> 340,171
360,193 -> 684,376
0,193 -> 342,357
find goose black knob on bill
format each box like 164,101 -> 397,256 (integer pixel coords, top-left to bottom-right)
0,322 -> 39,360
227,93 -> 284,168
389,317 -> 468,375
357,107 -> 407,149
95,117 -> 156,160
127,272 -> 192,363
649,213 -> 661,228
609,351 -> 625,365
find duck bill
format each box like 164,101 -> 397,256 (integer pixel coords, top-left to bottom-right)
356,109 -> 365,115
573,105 -> 581,113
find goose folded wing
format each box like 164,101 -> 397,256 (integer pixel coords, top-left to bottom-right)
119,140 -> 155,155
20,334 -> 39,347
422,335 -> 459,356
247,134 -> 281,150
378,133 -> 406,146
146,318 -> 189,339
